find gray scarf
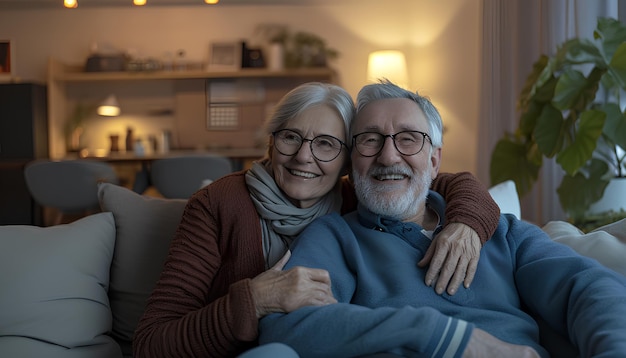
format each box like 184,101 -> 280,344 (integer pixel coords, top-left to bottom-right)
245,160 -> 342,269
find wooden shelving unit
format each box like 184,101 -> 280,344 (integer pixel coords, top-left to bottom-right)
46,58 -> 336,159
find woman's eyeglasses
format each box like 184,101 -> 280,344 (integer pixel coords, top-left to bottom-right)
272,129 -> 347,162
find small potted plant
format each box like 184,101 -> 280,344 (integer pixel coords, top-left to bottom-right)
64,103 -> 93,153
490,17 -> 626,225
254,24 -> 339,69
287,31 -> 339,68
254,24 -> 289,70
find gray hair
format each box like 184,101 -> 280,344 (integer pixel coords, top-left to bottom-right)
264,82 -> 355,147
353,79 -> 443,148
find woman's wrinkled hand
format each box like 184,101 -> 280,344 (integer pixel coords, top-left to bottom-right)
418,223 -> 481,295
250,251 -> 337,318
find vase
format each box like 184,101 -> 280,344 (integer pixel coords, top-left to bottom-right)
267,43 -> 285,71
109,134 -> 120,152
588,177 -> 626,215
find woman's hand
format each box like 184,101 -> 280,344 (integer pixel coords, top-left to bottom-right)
418,223 -> 481,295
250,251 -> 337,318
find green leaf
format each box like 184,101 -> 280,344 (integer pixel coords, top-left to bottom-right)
490,138 -> 541,197
553,68 -> 602,112
558,159 -> 611,220
532,75 -> 559,104
563,38 -> 606,67
518,55 -> 550,110
607,42 -> 626,88
556,110 -> 605,175
601,102 -> 626,150
533,104 -> 564,157
519,101 -> 543,137
595,17 -> 626,60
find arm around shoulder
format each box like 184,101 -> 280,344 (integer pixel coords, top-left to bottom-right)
431,172 -> 500,244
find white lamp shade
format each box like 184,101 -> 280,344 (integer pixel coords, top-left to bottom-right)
97,95 -> 120,117
367,50 -> 409,89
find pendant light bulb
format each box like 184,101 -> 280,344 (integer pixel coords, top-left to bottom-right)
97,95 -> 121,117
64,0 -> 78,8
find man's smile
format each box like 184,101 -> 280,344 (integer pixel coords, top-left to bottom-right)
374,173 -> 407,181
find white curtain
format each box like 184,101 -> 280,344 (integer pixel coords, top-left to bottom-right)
479,0 -> 620,225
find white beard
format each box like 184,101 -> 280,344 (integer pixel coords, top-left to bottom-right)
353,164 -> 431,221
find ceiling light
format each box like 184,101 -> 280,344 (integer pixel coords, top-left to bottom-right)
134,0 -> 147,5
64,0 -> 78,8
205,0 -> 220,4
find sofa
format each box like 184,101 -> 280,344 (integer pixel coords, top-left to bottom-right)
0,183 -> 187,358
1,181 -> 625,357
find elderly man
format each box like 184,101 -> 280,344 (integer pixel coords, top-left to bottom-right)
257,80 -> 626,357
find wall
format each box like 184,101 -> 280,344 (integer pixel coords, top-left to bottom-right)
0,0 -> 481,175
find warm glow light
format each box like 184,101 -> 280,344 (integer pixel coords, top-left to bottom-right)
134,0 -> 147,5
97,95 -> 121,117
205,0 -> 219,4
367,50 -> 409,89
64,0 -> 78,8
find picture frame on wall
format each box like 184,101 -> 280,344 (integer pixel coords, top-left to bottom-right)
0,39 -> 15,81
208,42 -> 241,71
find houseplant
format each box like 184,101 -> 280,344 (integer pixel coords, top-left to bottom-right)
490,17 -> 626,225
254,24 -> 339,68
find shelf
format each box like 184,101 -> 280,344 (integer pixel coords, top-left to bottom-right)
50,61 -> 336,83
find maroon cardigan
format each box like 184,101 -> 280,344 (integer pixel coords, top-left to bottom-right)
133,171 -> 500,357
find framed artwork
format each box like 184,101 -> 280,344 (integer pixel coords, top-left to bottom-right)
208,42 -> 241,71
0,40 -> 14,81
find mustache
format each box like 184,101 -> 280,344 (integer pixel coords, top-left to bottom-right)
368,164 -> 413,177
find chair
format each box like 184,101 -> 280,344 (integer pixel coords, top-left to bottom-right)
24,159 -> 119,226
149,154 -> 233,199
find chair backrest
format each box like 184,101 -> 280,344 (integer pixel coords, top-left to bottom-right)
24,159 -> 119,214
150,154 -> 233,199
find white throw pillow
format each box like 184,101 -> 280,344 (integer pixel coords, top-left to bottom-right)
488,180 -> 521,219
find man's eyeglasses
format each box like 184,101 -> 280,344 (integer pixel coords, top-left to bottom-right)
272,129 -> 347,162
352,130 -> 432,157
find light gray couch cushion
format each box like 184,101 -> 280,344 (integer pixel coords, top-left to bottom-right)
543,219 -> 626,277
97,183 -> 187,351
0,212 -> 121,358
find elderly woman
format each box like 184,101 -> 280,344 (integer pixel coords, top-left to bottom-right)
133,82 -> 500,358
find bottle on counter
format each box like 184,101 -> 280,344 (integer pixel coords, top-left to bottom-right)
134,138 -> 145,156
160,130 -> 171,154
125,127 -> 134,152
148,135 -> 158,153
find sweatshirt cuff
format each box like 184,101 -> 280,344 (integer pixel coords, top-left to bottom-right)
430,317 -> 474,358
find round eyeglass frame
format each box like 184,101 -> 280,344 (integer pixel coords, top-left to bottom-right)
352,130 -> 432,157
272,129 -> 347,162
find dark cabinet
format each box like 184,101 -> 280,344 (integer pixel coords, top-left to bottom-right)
0,83 -> 48,225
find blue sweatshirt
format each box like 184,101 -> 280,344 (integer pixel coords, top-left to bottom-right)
258,192 -> 626,357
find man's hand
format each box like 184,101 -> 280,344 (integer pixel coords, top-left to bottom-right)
250,251 -> 337,318
418,223 -> 481,295
463,328 -> 540,357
